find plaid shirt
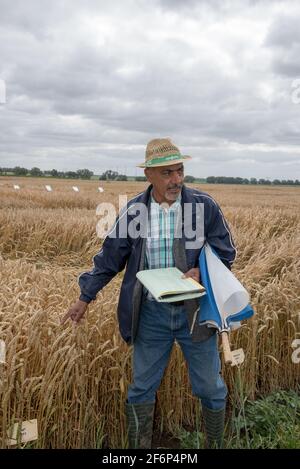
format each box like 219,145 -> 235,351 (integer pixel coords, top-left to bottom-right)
145,192 -> 182,269
143,193 -> 181,299
144,191 -> 181,298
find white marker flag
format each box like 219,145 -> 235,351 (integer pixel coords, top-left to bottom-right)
231,348 -> 245,367
0,339 -> 5,363
8,419 -> 38,446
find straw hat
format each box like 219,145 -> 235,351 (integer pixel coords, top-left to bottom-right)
137,138 -> 191,168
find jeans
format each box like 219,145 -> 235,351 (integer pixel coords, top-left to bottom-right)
127,299 -> 227,410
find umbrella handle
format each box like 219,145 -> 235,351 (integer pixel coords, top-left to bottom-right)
220,331 -> 233,365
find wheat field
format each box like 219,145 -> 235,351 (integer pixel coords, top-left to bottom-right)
0,177 -> 299,448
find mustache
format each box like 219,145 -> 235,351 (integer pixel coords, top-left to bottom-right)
167,185 -> 182,190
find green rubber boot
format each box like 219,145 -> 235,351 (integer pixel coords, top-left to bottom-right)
201,405 -> 225,449
125,402 -> 155,449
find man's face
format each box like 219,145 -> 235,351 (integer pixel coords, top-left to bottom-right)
144,163 -> 184,204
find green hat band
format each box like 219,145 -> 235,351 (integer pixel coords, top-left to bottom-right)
145,153 -> 182,167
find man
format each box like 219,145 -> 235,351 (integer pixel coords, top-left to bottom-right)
62,138 -> 236,449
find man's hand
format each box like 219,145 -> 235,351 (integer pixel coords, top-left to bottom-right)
61,299 -> 88,325
182,267 -> 200,283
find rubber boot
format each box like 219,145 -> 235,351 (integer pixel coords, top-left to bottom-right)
201,404 -> 225,449
125,401 -> 155,449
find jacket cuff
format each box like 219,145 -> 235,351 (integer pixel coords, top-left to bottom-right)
79,293 -> 94,303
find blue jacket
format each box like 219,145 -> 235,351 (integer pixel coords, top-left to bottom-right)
78,184 -> 236,343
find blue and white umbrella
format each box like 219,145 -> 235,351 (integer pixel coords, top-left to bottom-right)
198,243 -> 254,363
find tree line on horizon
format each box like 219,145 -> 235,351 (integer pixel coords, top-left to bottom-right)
0,167 -> 299,185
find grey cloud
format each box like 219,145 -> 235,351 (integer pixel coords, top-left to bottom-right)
0,0 -> 300,180
265,14 -> 300,48
0,0 -> 74,40
155,0 -> 201,11
264,13 -> 300,77
271,45 -> 300,77
155,0 -> 276,17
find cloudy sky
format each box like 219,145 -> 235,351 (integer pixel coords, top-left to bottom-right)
0,0 -> 300,179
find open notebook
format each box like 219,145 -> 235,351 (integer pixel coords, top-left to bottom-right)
136,267 -> 206,302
